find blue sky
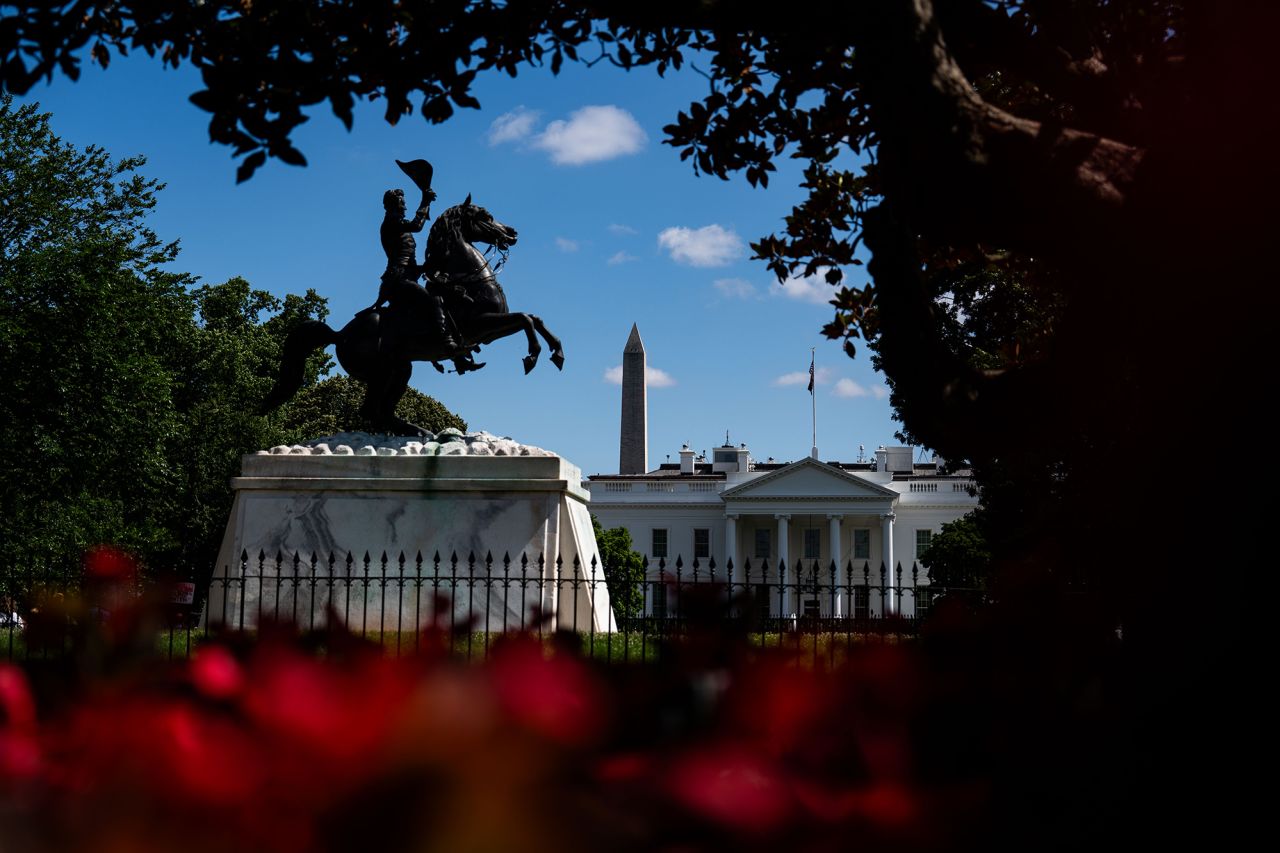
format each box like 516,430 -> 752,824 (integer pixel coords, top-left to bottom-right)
16,51 -> 901,476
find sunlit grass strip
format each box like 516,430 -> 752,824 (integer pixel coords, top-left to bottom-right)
2,627 -> 916,665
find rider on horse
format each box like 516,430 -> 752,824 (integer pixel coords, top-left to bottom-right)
364,181 -> 483,374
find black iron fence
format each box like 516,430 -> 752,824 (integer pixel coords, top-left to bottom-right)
1,549 -> 984,663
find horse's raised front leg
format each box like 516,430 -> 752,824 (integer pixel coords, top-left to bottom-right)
516,314 -> 541,374
471,312 -> 540,373
529,315 -> 565,370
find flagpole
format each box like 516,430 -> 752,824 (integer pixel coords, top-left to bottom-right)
810,347 -> 818,459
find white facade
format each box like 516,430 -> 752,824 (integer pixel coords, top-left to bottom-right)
590,328 -> 979,620
586,444 -> 979,619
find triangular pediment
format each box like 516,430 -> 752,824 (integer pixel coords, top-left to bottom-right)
722,457 -> 897,500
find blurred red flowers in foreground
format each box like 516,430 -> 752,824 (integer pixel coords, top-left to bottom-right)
0,622 -> 996,853
0,572 -> 1162,853
82,546 -> 138,582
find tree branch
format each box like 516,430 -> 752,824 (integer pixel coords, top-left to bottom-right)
853,0 -> 1145,262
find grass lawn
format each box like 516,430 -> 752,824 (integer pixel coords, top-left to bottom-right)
2,625 -> 914,666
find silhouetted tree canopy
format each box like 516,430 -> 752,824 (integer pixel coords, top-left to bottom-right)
3,3 -> 1268,466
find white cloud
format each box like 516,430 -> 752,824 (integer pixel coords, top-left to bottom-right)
608,251 -> 637,265
833,378 -> 869,398
555,237 -> 580,253
774,366 -> 833,387
770,268 -> 837,305
872,386 -> 889,400
713,278 -> 758,299
533,105 -> 647,165
487,106 -> 540,146
608,223 -> 638,236
657,224 -> 744,267
645,366 -> 677,387
604,365 -> 676,387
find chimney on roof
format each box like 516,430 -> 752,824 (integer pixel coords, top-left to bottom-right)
679,444 -> 695,475
885,446 -> 913,473
619,324 -> 647,474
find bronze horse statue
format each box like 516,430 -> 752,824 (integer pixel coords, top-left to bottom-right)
261,198 -> 564,435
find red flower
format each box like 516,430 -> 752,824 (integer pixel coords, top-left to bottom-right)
489,636 -> 608,747
667,744 -> 793,833
82,545 -> 137,581
0,665 -> 40,783
190,646 -> 244,700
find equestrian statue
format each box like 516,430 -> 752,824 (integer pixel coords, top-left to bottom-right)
261,159 -> 564,435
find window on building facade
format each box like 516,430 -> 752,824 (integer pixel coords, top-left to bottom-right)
853,586 -> 871,620
714,450 -> 736,463
652,528 -> 668,559
754,528 -> 771,559
693,528 -> 710,559
754,584 -> 771,620
803,528 -> 821,560
652,581 -> 667,619
915,529 -> 933,563
853,528 -> 871,560
915,587 -> 933,622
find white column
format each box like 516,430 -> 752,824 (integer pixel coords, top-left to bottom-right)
775,513 -> 791,618
828,514 -> 843,617
880,511 -> 896,615
724,514 -> 738,586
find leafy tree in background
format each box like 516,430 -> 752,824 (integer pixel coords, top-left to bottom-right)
168,276 -> 332,571
920,513 -> 990,592
0,97 -> 466,574
0,94 -> 194,560
277,374 -> 466,443
591,515 -> 645,622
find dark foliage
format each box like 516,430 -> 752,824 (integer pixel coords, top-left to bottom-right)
275,374 -> 466,442
919,514 -> 989,591
591,515 -> 645,622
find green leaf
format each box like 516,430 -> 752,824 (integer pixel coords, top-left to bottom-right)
235,150 -> 266,183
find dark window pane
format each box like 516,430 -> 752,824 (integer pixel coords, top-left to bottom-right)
915,529 -> 933,564
693,528 -> 710,559
853,529 -> 871,560
804,528 -> 820,559
652,528 -> 668,559
754,528 -> 771,558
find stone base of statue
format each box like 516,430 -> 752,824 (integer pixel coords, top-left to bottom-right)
206,430 -> 614,634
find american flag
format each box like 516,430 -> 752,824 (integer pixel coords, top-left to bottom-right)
807,352 -> 815,394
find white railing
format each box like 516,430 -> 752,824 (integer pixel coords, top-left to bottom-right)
591,480 -> 721,498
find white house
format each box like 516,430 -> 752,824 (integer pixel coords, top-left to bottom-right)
584,327 -> 980,620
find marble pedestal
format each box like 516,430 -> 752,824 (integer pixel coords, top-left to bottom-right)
207,440 -> 613,634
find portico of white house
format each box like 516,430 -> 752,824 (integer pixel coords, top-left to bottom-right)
587,457 -> 977,619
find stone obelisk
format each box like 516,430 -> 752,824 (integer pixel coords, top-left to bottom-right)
619,324 -> 648,474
